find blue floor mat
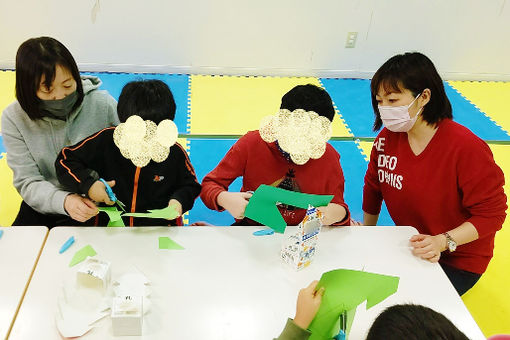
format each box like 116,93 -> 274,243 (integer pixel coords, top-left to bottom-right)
444,82 -> 510,140
329,140 -> 393,225
82,72 -> 190,134
321,78 -> 510,141
321,78 -> 376,137
187,139 -> 242,225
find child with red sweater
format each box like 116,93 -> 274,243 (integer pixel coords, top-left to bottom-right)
201,84 -> 350,226
363,52 -> 507,295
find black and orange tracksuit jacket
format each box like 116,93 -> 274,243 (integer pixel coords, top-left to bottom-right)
55,127 -> 201,226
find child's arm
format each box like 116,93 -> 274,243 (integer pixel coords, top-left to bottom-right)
321,148 -> 350,225
55,128 -> 114,199
200,137 -> 248,213
274,281 -> 324,340
167,143 -> 202,214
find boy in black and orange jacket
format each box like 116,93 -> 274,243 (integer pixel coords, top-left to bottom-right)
56,80 -> 201,226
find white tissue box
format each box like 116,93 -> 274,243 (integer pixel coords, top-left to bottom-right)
111,295 -> 143,336
76,258 -> 111,290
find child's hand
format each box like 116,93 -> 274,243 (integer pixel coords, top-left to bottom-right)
217,191 -> 253,219
293,280 -> 325,330
410,234 -> 445,263
168,199 -> 183,217
317,203 -> 347,225
88,180 -> 116,205
64,194 -> 98,222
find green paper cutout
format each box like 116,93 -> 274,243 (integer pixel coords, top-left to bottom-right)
244,185 -> 333,233
158,236 -> 184,250
123,206 -> 179,220
69,245 -> 97,267
309,269 -> 399,340
98,206 -> 125,227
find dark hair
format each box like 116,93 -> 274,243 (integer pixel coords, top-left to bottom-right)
280,84 -> 336,122
370,52 -> 452,131
15,37 -> 84,120
366,304 -> 469,340
117,79 -> 176,124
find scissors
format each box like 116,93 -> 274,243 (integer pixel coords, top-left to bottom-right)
98,178 -> 126,212
334,310 -> 347,340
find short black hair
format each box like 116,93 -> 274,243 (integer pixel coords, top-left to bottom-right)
280,84 -> 336,122
370,52 -> 452,131
15,37 -> 84,120
366,304 -> 469,340
117,79 -> 176,124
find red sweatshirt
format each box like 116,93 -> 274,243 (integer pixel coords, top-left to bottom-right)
201,131 -> 350,226
363,119 -> 507,274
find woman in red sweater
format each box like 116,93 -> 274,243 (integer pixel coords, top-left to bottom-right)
362,52 -> 507,295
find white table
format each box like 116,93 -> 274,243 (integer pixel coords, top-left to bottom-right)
0,226 -> 48,340
10,226 -> 485,340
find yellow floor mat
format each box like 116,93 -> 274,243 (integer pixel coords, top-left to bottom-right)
0,70 -> 16,131
0,154 -> 21,225
189,75 -> 352,137
448,81 -> 510,136
462,144 -> 510,337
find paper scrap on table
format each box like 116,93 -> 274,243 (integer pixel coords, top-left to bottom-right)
98,206 -> 125,227
69,245 -> 97,267
123,206 -> 179,220
56,293 -> 109,337
309,269 -> 400,340
244,185 -> 333,233
158,236 -> 184,250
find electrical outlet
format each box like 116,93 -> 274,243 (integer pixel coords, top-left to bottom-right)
345,32 -> 358,48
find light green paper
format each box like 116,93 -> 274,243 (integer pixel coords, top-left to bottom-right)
69,245 -> 97,267
244,185 -> 333,233
158,236 -> 184,250
123,206 -> 179,220
309,269 -> 400,340
97,206 -> 125,227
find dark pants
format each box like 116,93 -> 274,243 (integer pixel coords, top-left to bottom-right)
440,262 -> 481,296
12,201 -> 94,229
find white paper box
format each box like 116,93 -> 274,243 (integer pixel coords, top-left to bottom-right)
111,295 -> 143,336
281,206 -> 322,270
76,258 -> 111,290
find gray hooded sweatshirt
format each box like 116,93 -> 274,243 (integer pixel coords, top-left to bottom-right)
1,75 -> 119,215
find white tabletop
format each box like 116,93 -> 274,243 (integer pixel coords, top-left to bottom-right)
10,226 -> 484,340
0,226 -> 48,340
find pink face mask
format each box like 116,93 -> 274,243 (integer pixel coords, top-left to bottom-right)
378,93 -> 422,132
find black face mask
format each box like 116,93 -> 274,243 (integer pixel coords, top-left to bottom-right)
39,90 -> 78,118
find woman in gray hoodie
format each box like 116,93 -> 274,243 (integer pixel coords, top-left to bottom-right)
1,37 -> 119,227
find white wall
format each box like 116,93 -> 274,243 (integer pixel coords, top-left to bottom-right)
0,0 -> 509,80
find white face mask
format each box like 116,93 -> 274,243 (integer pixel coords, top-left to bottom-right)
378,93 -> 422,132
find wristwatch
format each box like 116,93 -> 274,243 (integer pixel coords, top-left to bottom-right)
443,232 -> 457,252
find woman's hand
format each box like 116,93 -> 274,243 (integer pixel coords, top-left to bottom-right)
64,193 -> 98,222
168,199 -> 183,217
217,191 -> 253,219
88,180 -> 116,205
409,234 -> 446,263
293,280 -> 325,330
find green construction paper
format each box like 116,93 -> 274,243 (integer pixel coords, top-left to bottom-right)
123,206 -> 179,220
158,236 -> 184,250
97,206 -> 125,227
69,245 -> 97,267
309,269 -> 400,340
244,185 -> 333,233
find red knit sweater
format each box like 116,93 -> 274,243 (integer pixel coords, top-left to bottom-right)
201,131 -> 350,226
363,119 -> 507,274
